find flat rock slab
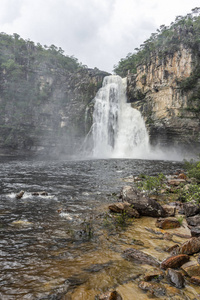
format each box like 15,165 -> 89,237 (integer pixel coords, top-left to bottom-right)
161,254 -> 190,270
123,248 -> 160,267
156,217 -> 180,229
121,186 -> 166,217
181,261 -> 200,277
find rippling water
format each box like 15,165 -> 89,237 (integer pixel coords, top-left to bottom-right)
0,157 -> 184,299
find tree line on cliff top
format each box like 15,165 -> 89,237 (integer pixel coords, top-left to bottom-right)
113,7 -> 200,77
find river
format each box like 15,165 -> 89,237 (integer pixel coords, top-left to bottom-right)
0,157 -> 186,299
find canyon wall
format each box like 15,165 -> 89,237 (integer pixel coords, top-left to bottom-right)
127,45 -> 200,151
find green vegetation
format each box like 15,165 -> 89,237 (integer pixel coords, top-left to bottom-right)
113,7 -> 200,77
137,173 -> 166,194
103,211 -> 132,231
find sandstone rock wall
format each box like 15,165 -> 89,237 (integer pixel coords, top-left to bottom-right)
127,45 -> 200,151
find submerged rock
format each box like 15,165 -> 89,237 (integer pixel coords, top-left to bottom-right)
138,281 -> 166,297
161,254 -> 190,270
32,191 -> 48,196
123,248 -> 160,267
166,268 -> 185,289
156,217 -> 181,229
144,269 -> 164,282
108,202 -> 140,218
190,276 -> 200,286
121,186 -> 166,217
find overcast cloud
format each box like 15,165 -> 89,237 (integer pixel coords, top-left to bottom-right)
0,0 -> 199,72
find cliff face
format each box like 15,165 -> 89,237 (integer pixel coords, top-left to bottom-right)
0,66 -> 108,156
127,45 -> 200,150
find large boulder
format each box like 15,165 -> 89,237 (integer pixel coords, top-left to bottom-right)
121,186 -> 166,217
183,202 -> 200,217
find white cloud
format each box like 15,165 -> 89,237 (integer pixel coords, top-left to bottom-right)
0,0 -> 200,72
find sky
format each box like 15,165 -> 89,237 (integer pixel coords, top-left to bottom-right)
0,0 -> 200,73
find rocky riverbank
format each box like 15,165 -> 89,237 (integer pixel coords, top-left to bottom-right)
95,167 -> 200,300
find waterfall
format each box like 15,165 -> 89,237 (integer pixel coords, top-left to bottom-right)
87,75 -> 150,159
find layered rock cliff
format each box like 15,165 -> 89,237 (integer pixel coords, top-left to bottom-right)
127,45 -> 200,151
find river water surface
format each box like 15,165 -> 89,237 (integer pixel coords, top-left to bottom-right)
1,157 -> 195,299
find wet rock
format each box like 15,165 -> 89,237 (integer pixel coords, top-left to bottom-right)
123,248 -> 160,267
167,179 -> 186,186
144,270 -> 164,282
108,202 -> 140,218
83,261 -> 112,273
187,215 -> 200,226
190,227 -> 200,237
121,186 -> 166,217
166,268 -> 185,288
162,205 -> 176,217
138,281 -> 166,297
161,254 -> 190,270
156,217 -> 181,229
181,261 -> 200,277
190,276 -> 200,285
177,237 -> 200,255
96,291 -> 123,300
183,202 -> 200,217
16,190 -> 25,199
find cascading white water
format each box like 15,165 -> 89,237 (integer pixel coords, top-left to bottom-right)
91,75 -> 150,158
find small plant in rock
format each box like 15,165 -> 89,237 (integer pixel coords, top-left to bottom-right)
177,216 -> 184,226
103,211 -> 132,231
